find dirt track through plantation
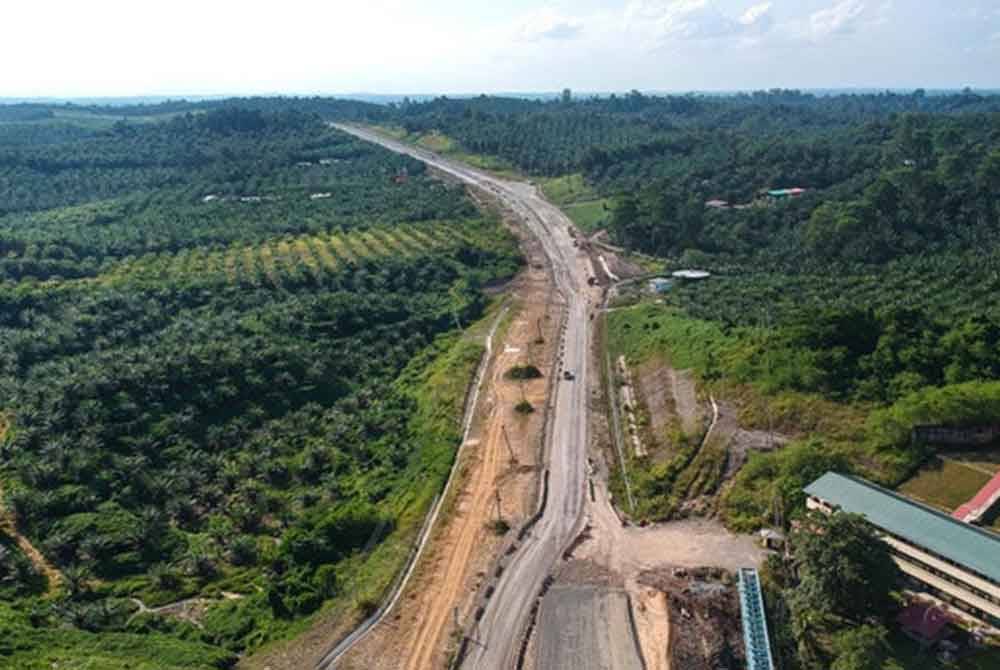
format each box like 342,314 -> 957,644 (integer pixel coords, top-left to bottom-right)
1,417 -> 63,592
0,487 -> 63,595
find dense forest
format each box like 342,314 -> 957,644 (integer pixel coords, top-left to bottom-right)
0,106 -> 518,667
363,90 -> 1000,406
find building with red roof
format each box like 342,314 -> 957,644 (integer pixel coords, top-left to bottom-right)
898,601 -> 953,646
953,471 -> 1000,525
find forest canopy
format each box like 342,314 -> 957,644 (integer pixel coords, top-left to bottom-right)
0,103 -> 518,666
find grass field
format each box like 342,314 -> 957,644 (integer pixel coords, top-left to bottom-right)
370,125 -> 524,179
539,173 -> 598,204
539,174 -> 611,232
948,450 -> 1000,475
563,199 -> 612,232
898,458 -> 993,512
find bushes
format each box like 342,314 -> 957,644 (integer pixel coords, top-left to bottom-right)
0,534 -> 45,599
723,439 -> 851,531
280,502 -> 384,568
864,380 -> 1000,484
505,364 -> 542,380
0,602 -> 238,669
867,380 -> 1000,450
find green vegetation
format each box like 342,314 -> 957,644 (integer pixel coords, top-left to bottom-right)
562,199 -> 611,233
898,459 -> 992,511
371,124 -> 523,179
0,106 -> 519,666
606,302 -> 1000,528
505,364 -> 543,380
0,602 -> 238,670
4,88 -> 1000,666
540,173 -> 597,204
539,174 -> 610,232
763,513 -> 901,670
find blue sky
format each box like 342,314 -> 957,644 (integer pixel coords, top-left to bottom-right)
2,1 -> 998,97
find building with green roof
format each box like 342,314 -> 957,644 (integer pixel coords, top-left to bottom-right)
804,472 -> 1000,627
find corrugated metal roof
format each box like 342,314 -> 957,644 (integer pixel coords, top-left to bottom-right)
954,471 -> 1000,522
804,472 -> 1000,585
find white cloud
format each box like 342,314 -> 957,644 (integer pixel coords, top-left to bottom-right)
517,8 -> 584,42
809,0 -> 867,40
740,2 -> 773,29
624,0 -> 774,45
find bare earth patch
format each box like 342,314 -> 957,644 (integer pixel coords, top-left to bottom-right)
638,567 -> 746,670
669,368 -> 704,437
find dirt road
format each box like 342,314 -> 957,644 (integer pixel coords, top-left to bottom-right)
333,124 -> 601,669
335,232 -> 558,669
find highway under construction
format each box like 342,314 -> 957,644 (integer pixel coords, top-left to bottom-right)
319,125 -> 766,670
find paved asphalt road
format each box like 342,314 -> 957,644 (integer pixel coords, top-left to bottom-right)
333,124 -> 593,669
537,586 -> 644,670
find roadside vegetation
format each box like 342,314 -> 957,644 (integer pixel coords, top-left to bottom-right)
0,106 -> 519,666
606,301 -> 1000,529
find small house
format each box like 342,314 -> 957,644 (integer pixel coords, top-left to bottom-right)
767,188 -> 807,200
648,278 -> 673,293
758,528 -> 786,551
898,601 -> 952,648
671,270 -> 711,281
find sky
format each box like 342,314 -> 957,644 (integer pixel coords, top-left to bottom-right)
2,0 -> 999,97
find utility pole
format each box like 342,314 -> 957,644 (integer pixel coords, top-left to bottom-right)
761,306 -> 774,451
535,317 -> 545,344
494,486 -> 503,524
501,424 -> 517,464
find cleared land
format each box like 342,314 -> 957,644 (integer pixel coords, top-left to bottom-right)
540,174 -> 611,233
563,200 -> 612,232
637,568 -> 746,670
947,450 -> 1000,475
